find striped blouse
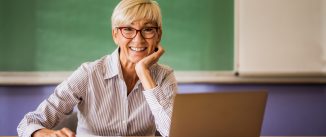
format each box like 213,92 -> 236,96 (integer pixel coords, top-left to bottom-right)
17,48 -> 178,137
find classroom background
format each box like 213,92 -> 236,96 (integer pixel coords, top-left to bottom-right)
1,0 -> 326,136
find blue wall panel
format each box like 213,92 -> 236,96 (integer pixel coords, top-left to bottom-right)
1,84 -> 326,136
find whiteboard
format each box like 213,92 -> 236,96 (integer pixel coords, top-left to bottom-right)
236,0 -> 326,77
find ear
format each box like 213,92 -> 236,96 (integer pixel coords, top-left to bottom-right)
112,28 -> 119,46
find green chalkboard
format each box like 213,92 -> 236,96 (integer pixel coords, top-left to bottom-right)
0,0 -> 233,71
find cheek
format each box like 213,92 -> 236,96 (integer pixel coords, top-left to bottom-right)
150,36 -> 160,46
118,39 -> 131,48
147,41 -> 157,50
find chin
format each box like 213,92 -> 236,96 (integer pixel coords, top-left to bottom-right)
128,56 -> 144,64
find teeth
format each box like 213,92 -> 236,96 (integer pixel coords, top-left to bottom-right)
130,47 -> 146,51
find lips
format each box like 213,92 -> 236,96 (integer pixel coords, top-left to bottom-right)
129,47 -> 147,52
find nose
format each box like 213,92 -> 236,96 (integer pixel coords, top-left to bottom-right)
132,30 -> 145,43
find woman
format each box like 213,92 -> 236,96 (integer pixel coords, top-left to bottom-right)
17,0 -> 177,136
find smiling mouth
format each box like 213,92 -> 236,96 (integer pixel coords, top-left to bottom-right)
129,47 -> 147,52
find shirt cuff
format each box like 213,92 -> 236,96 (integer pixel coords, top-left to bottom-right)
24,124 -> 45,137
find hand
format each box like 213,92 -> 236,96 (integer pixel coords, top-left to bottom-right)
135,44 -> 164,90
32,128 -> 75,137
135,44 -> 165,72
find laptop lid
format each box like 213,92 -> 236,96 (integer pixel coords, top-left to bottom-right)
169,91 -> 268,137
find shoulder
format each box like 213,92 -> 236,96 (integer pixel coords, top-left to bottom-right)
79,55 -> 110,75
58,54 -> 112,92
154,64 -> 174,74
150,63 -> 175,82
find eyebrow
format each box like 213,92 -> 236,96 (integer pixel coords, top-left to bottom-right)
144,22 -> 156,25
130,22 -> 157,26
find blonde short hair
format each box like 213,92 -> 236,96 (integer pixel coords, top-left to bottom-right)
111,0 -> 162,29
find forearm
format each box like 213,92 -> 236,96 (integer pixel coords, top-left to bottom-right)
18,84 -> 82,136
141,72 -> 178,136
143,87 -> 173,137
17,98 -> 66,137
17,117 -> 45,137
136,65 -> 156,90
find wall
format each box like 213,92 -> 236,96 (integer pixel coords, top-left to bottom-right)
1,84 -> 326,136
237,0 -> 326,75
323,0 -> 326,71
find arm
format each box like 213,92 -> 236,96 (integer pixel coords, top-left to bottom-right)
17,65 -> 88,137
135,45 -> 177,136
142,72 -> 177,137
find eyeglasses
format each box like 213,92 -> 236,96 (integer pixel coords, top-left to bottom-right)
116,27 -> 159,39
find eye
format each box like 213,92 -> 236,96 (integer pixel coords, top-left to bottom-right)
122,27 -> 134,32
143,27 -> 155,32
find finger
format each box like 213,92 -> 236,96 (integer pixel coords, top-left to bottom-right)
49,133 -> 59,137
146,53 -> 161,66
142,55 -> 155,66
149,56 -> 160,66
138,44 -> 164,67
47,131 -> 60,137
54,130 -> 68,137
152,56 -> 160,64
61,128 -> 76,137
156,44 -> 165,56
149,46 -> 164,61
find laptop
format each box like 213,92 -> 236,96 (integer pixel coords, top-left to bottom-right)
169,91 -> 268,137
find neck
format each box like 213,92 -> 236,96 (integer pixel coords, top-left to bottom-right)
120,54 -> 138,80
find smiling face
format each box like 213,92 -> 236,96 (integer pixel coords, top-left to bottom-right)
112,20 -> 162,64
110,0 -> 163,65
